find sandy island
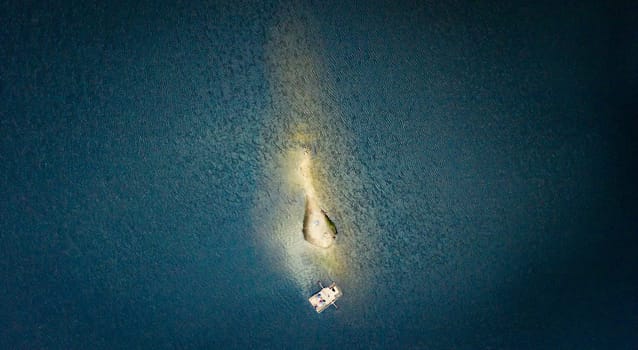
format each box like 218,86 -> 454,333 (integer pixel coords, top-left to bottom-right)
299,149 -> 337,248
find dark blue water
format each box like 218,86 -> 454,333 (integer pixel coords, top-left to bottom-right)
2,1 -> 637,348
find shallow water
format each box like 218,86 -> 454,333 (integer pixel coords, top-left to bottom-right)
2,1 -> 636,348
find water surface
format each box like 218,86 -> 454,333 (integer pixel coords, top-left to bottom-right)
1,1 -> 636,348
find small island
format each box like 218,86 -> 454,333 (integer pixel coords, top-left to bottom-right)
302,195 -> 337,248
299,148 -> 337,248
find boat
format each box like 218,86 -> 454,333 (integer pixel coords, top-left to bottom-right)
308,281 -> 342,313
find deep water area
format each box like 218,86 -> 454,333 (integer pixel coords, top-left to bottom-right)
1,1 -> 636,348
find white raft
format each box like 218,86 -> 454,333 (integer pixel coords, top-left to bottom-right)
308,281 -> 342,313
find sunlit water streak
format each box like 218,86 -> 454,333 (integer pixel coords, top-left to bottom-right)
251,5 -> 382,320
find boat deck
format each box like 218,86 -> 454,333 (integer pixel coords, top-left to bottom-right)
308,282 -> 342,313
